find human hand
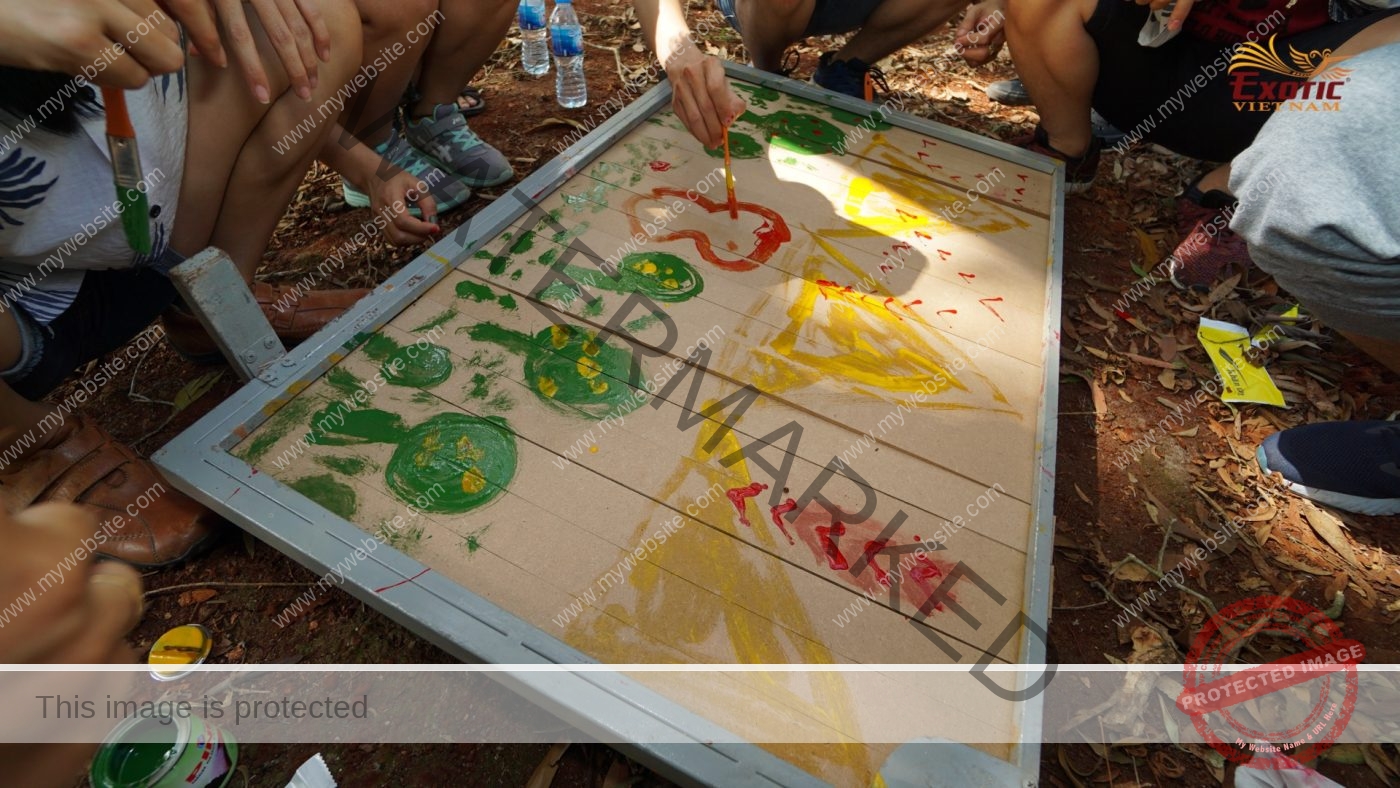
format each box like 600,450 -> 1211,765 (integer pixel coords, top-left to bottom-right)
208,0 -> 331,103
665,47 -> 746,149
372,168 -> 441,245
0,502 -> 144,787
955,0 -> 1008,67
1133,0 -> 1195,31
0,0 -> 184,88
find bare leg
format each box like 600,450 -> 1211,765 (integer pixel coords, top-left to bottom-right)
0,313 -> 60,464
172,0 -> 364,277
1004,0 -> 1100,157
735,0 -> 815,72
1341,332 -> 1400,376
833,0 -> 968,64
410,0 -> 514,116
341,0 -> 439,147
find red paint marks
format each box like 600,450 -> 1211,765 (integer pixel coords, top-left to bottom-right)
936,308 -> 957,318
374,567 -> 432,594
769,499 -> 799,545
1014,187 -> 1026,196
921,139 -> 937,148
784,502 -> 956,615
1114,309 -> 1134,322
917,151 -> 931,160
914,231 -> 933,241
725,483 -> 769,528
1017,173 -> 1029,182
958,272 -> 975,284
903,299 -> 923,310
229,487 -> 241,499
648,160 -> 672,172
890,242 -> 912,255
815,521 -> 849,570
882,297 -> 904,320
895,208 -> 920,222
937,249 -> 952,261
950,175 -> 963,182
979,296 -> 1006,322
626,187 -> 790,272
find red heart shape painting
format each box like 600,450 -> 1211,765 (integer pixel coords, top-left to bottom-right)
625,187 -> 791,272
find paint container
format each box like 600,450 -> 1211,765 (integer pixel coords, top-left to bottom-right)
90,713 -> 238,788
147,624 -> 212,681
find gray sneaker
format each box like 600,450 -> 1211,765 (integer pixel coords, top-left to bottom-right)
342,128 -> 471,217
405,104 -> 514,188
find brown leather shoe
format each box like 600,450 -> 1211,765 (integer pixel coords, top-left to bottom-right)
162,282 -> 370,362
0,417 -> 224,569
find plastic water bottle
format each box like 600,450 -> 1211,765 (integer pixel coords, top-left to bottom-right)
518,0 -> 549,76
549,0 -> 587,108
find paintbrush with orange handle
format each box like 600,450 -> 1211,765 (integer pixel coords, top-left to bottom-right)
99,87 -> 152,255
723,124 -> 737,220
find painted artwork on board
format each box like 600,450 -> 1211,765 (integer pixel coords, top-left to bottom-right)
231,75 -> 1058,787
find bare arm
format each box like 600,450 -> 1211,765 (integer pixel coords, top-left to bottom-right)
633,0 -> 745,148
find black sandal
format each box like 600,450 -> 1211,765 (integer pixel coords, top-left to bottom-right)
457,86 -> 486,117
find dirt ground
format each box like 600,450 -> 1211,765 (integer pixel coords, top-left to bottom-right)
52,0 -> 1400,786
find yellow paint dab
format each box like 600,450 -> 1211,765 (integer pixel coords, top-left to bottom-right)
576,356 -> 602,379
550,325 -> 570,349
582,339 -> 600,357
460,467 -> 487,494
635,259 -> 658,275
538,376 -> 559,398
662,278 -> 679,290
588,378 -> 609,395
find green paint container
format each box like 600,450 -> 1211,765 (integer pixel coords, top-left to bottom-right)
90,713 -> 237,788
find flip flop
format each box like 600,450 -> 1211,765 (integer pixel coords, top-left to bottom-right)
457,86 -> 486,117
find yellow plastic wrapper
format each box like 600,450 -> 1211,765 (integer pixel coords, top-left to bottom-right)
1196,312 -> 1293,407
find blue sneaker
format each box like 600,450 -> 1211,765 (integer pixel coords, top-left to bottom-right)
1258,420 -> 1400,516
342,128 -> 471,216
812,52 -> 889,101
405,104 -> 514,188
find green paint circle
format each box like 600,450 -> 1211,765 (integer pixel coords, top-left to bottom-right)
386,413 -> 517,514
762,111 -> 845,155
382,343 -> 453,389
707,129 -> 763,159
617,252 -> 703,302
524,324 -> 644,419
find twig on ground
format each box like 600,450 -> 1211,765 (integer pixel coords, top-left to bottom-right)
145,581 -> 315,598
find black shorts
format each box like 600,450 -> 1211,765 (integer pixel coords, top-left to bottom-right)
3,266 -> 178,400
1088,2 -> 1400,161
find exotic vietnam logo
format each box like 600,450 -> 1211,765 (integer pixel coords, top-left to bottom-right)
1229,36 -> 1352,112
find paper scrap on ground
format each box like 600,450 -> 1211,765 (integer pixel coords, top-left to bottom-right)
286,754 -> 337,788
1198,317 -> 1287,407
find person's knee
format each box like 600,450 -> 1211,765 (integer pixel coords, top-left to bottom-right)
1007,0 -> 1092,31
320,0 -> 368,76
354,0 -> 440,45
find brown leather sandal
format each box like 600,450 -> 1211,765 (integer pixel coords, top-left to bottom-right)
163,281 -> 370,362
0,417 -> 224,569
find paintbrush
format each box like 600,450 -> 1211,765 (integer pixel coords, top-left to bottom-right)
99,87 -> 152,255
723,125 -> 738,220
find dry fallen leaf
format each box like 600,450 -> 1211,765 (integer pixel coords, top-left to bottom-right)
176,589 -> 218,607
1113,563 -> 1156,582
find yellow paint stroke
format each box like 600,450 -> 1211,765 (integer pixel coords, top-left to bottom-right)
753,252 -> 1015,414
563,407 -> 871,784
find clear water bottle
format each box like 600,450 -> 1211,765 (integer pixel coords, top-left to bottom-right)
518,0 -> 549,76
549,0 -> 587,108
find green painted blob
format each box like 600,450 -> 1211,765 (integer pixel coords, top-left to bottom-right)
537,248 -> 559,267
497,294 -> 518,311
510,231 -> 536,254
487,254 -> 511,276
325,367 -> 366,398
316,455 -> 370,476
541,252 -> 703,306
705,131 -> 763,159
510,269 -> 524,281
289,474 -> 359,520
734,82 -> 781,107
708,110 -> 846,158
410,307 -> 458,333
468,373 -> 491,399
381,343 -> 453,389
238,397 -> 313,464
463,525 -> 491,554
624,312 -> 665,333
469,322 -> 644,418
362,333 -> 399,361
386,413 -> 517,514
456,281 -> 495,302
311,407 -> 408,445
